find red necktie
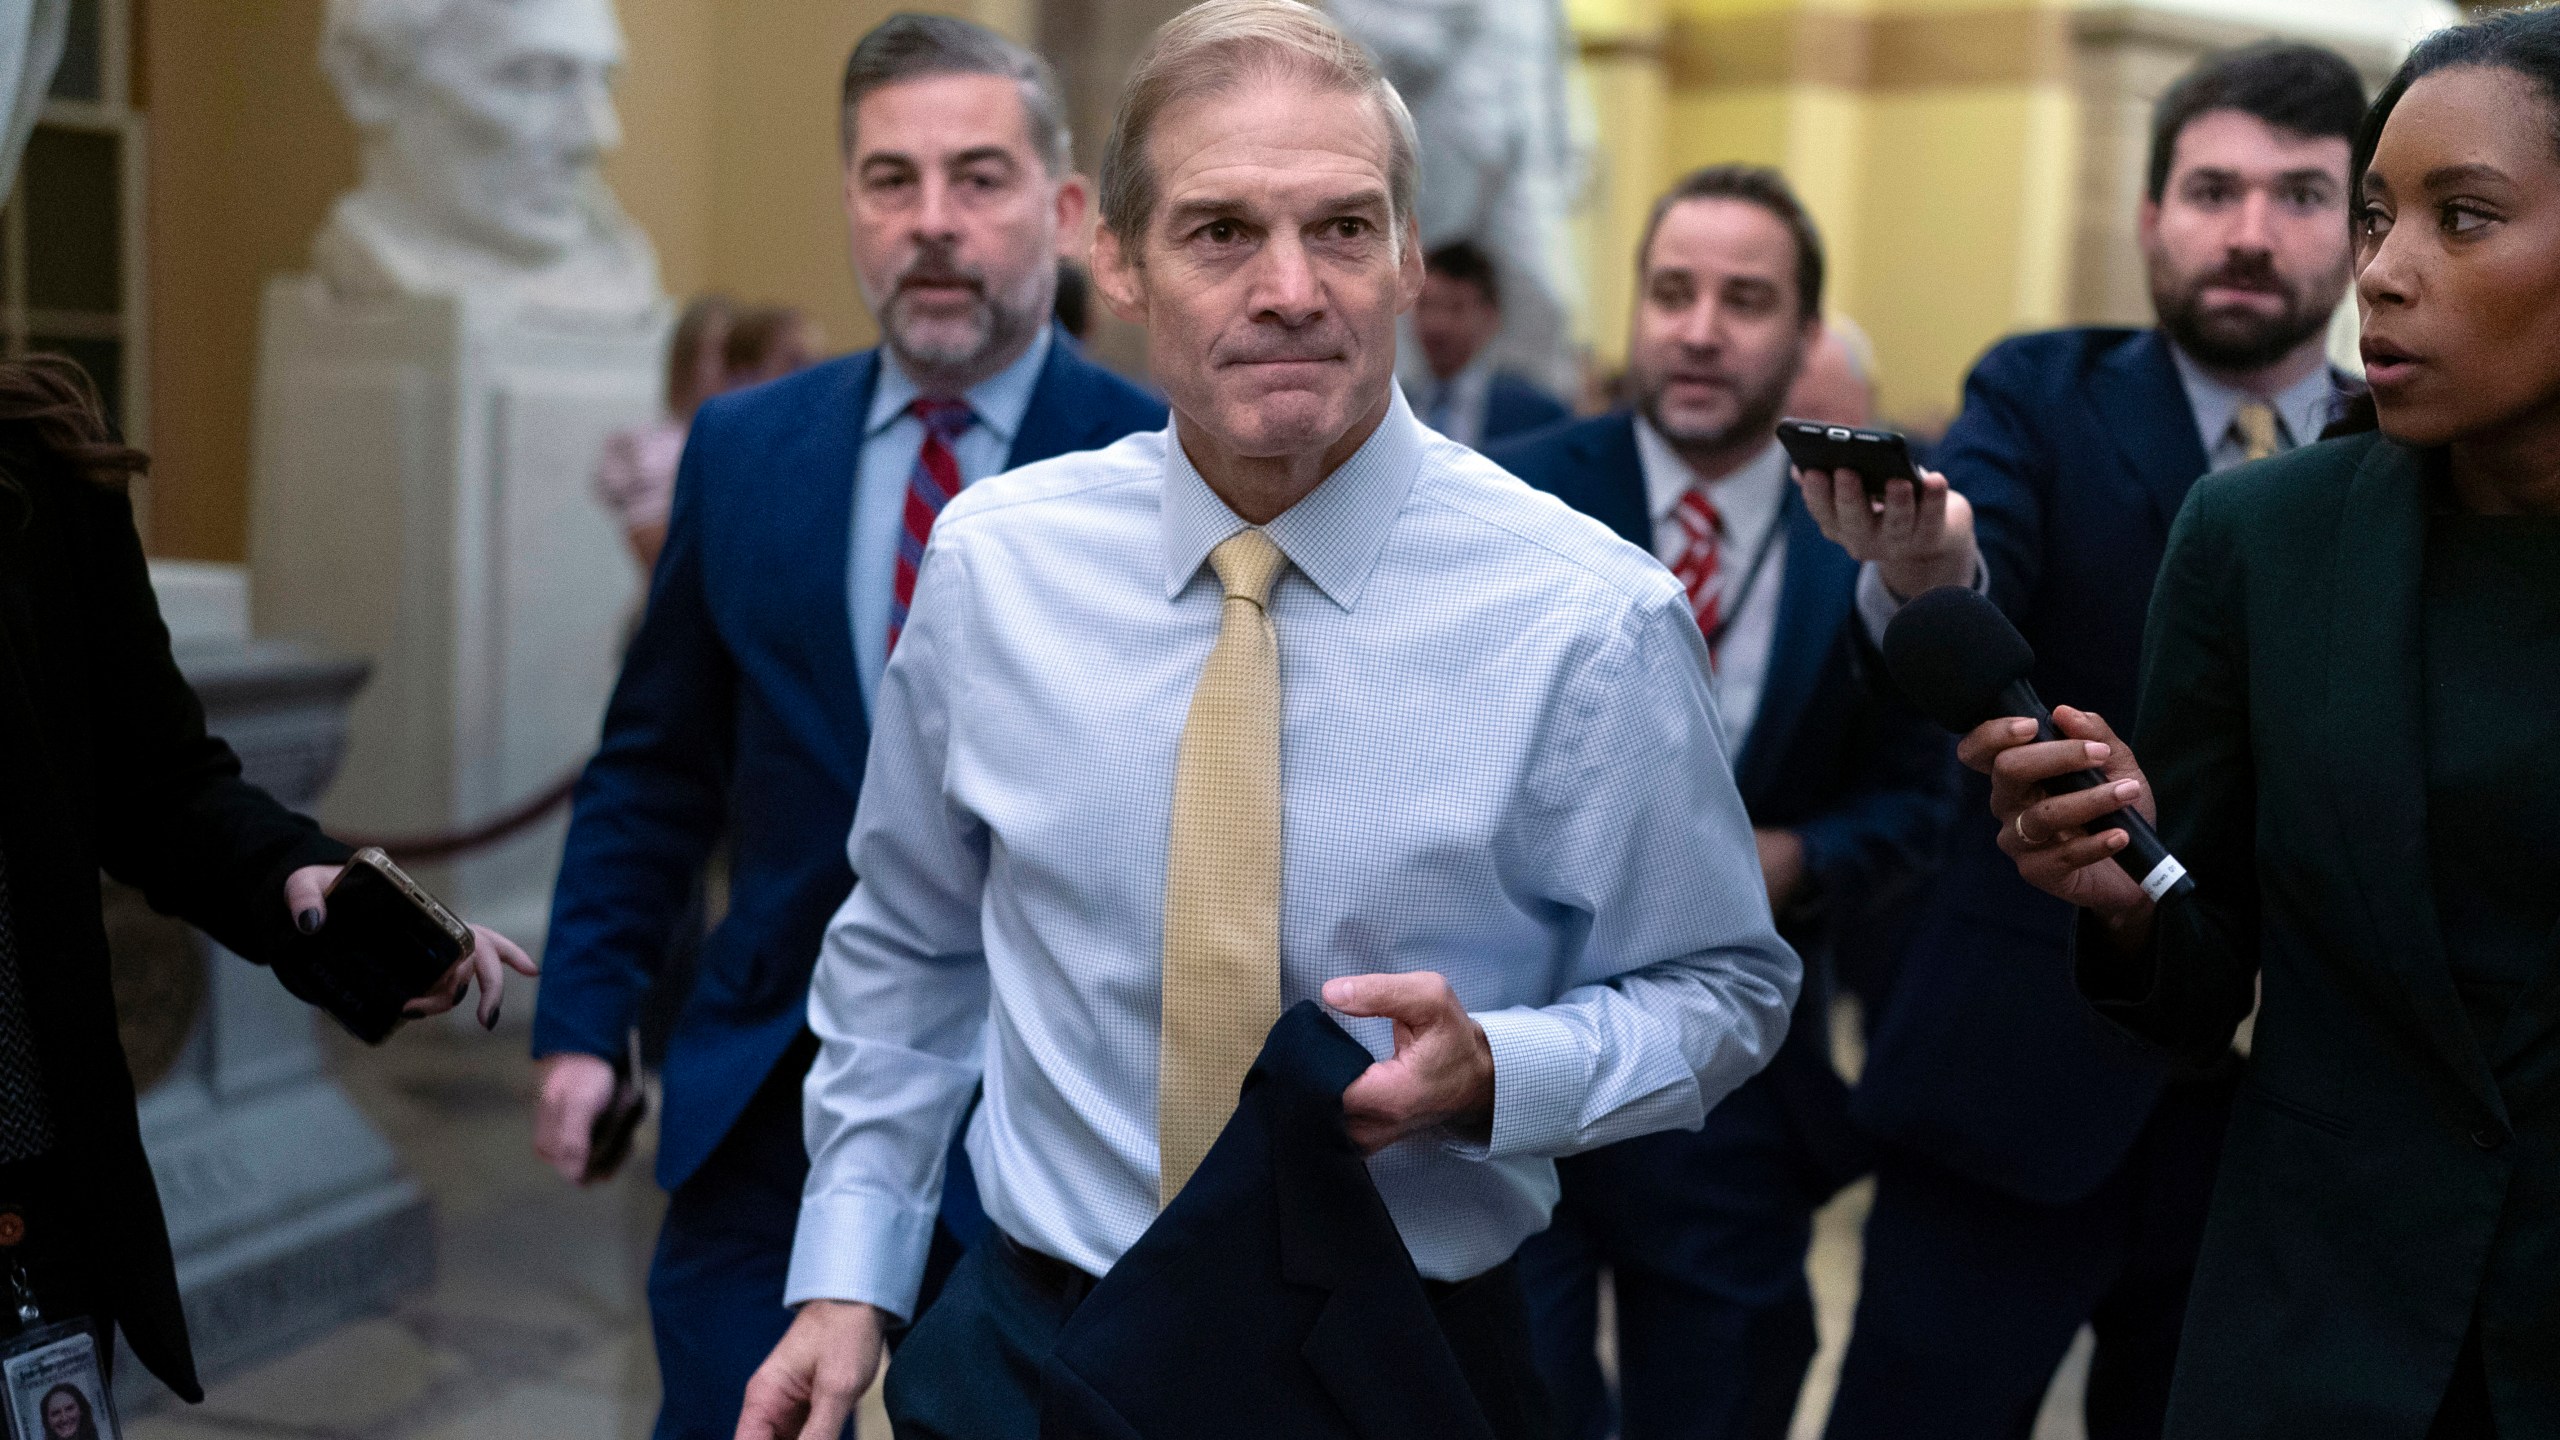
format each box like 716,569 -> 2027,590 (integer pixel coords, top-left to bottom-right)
888,398 -> 976,655
1670,487 -> 1724,663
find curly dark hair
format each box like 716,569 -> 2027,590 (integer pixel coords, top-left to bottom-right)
0,355 -> 146,522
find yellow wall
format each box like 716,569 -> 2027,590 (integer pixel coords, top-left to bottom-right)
1569,0 -> 2080,424
145,0 -> 1034,562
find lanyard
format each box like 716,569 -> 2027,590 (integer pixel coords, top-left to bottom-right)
1704,500 -> 1789,656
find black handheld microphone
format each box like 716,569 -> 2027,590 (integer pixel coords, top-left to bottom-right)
1880,586 -> 2195,903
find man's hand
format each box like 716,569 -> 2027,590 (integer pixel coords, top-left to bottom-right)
1753,828 -> 1806,911
1959,705 -> 2157,945
734,1300 -> 887,1440
534,1053 -> 619,1184
285,863 -> 539,1029
1321,971 -> 1496,1154
1792,465 -> 1978,601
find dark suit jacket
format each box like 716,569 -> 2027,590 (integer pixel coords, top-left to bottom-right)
534,332 -> 1164,1191
0,458 -> 353,1401
1480,373 -> 1572,448
1490,414 -> 1954,1190
2078,433 -> 2556,1435
1853,326 -> 2225,1204
1040,1002 -> 1538,1440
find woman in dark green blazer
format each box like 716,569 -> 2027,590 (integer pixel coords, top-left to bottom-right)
1965,13 -> 2560,1438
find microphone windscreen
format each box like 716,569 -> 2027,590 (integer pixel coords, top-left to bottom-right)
1881,585 -> 2037,734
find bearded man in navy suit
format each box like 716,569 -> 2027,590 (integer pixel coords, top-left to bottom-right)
525,17 -> 1162,1440
1794,44 -> 2368,1439
1492,164 -> 1951,1440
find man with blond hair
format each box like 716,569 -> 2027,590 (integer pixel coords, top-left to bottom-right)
737,2 -> 1796,1434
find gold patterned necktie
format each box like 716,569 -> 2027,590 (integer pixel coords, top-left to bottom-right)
1158,528 -> 1289,1206
2232,401 -> 2281,464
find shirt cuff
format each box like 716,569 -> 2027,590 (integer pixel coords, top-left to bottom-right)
781,1190 -> 943,1322
1854,557 -> 1989,647
1458,1006 -> 1589,1162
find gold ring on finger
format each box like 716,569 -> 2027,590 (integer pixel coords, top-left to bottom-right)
2014,811 -> 2046,847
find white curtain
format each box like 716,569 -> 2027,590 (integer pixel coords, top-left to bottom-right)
0,0 -> 67,199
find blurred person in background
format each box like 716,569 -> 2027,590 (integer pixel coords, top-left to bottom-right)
596,294 -> 737,573
1784,314 -> 1877,428
1797,42 -> 2370,1439
526,15 -> 1162,1440
1492,166 -> 1951,1440
1053,258 -> 1093,341
723,304 -> 828,389
1966,11 -> 2560,1429
0,357 -> 533,1407
1408,239 -> 1571,447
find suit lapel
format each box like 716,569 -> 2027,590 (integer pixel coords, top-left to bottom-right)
1733,492 -> 1848,800
2089,331 -> 2213,533
772,353 -> 875,740
2318,440 -> 2502,1117
1010,327 -> 1127,467
1576,416 -> 1653,552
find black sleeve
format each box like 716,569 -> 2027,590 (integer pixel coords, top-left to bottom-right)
70,480 -> 353,974
2072,476 -> 2261,1063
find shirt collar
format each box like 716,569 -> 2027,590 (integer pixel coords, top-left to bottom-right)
1635,416 -> 1791,538
2166,340 -> 2341,456
1159,384 -> 1423,611
865,323 -> 1056,444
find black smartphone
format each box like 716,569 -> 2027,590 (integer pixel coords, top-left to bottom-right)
583,1027 -> 652,1184
1776,418 -> 1920,501
311,848 -> 473,1043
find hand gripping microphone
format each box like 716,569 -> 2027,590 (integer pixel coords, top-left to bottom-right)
1881,586 -> 2196,903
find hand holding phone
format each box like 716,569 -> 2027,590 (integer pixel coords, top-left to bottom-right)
283,850 -> 536,1042
1775,418 -> 1919,501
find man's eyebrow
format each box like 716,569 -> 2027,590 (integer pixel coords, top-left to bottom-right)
947,145 -> 1021,170
2276,167 -> 2340,186
1164,197 -> 1252,226
1311,188 -> 1390,215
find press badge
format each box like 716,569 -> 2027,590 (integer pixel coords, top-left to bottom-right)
0,1321 -> 120,1440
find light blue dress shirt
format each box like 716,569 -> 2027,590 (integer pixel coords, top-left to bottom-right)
786,389 -> 1801,1319
848,326 -> 1053,710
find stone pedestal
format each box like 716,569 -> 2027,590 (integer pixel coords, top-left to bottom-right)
247,278 -> 667,947
114,565 -> 431,1405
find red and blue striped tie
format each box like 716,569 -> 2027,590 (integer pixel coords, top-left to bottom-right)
889,397 -> 977,654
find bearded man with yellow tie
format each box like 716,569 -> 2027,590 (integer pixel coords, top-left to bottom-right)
733,2 -> 1798,1436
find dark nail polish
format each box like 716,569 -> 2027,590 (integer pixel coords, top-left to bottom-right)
296,907 -> 323,934
485,1003 -> 502,1031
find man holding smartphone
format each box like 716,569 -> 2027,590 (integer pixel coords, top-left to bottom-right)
527,17 -> 1162,1440
1795,44 -> 2369,1438
1488,165 -> 1951,1440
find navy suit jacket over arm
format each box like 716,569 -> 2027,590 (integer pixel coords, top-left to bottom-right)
534,333 -> 1165,1191
1852,327 -> 2217,1205
1041,1002 -> 1530,1440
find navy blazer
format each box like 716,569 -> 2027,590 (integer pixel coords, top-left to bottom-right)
1041,1002 -> 1542,1440
1480,373 -> 1573,447
1490,414 -> 1953,1186
534,332 -> 1164,1191
1852,326 -> 2224,1205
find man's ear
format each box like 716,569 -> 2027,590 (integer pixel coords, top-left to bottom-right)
2136,194 -> 2161,251
1395,216 -> 1425,313
1090,225 -> 1149,326
1052,172 -> 1092,257
321,32 -> 406,130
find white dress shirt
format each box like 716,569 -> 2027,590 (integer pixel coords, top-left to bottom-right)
1635,422 -> 1792,752
785,389 -> 1800,1318
848,327 -> 1054,711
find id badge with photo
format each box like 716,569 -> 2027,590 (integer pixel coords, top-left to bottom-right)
0,1322 -> 120,1440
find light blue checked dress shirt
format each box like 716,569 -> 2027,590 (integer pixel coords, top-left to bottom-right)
786,388 -> 1801,1319
849,326 -> 1053,712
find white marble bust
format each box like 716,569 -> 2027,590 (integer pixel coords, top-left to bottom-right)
318,0 -> 660,320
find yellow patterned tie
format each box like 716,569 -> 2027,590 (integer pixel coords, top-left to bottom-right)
2232,401 -> 2281,463
1158,529 -> 1289,1205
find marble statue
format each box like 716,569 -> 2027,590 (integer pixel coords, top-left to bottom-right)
1329,0 -> 1583,394
318,0 -> 659,320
